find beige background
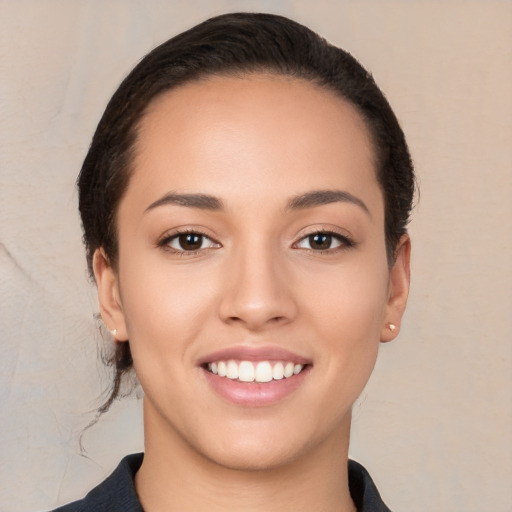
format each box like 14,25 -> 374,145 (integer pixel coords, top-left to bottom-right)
1,1 -> 511,511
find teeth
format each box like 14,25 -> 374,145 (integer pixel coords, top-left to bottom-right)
207,360 -> 305,382
217,361 -> 227,377
255,361 -> 273,382
226,360 -> 238,379
238,361 -> 255,382
272,362 -> 284,380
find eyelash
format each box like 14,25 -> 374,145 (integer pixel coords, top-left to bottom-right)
157,228 -> 355,256
158,228 -> 219,256
293,229 -> 355,254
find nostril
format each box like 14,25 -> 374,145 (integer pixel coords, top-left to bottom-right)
226,314 -> 286,328
218,276 -> 299,329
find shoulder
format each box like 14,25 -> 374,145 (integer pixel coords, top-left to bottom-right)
51,453 -> 144,512
348,459 -> 392,512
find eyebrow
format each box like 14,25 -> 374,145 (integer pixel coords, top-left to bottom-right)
145,192 -> 224,212
286,190 -> 370,215
144,189 -> 369,216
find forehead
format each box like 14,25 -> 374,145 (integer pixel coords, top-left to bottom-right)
127,73 -> 381,216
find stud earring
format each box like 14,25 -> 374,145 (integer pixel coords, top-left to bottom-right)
387,322 -> 396,332
110,328 -> 117,337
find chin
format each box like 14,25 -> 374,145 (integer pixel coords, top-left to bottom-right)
192,414 -> 344,474
201,436 -> 305,472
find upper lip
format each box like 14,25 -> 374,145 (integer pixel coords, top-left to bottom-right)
198,345 -> 312,366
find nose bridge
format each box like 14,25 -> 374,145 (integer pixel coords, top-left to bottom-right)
219,234 -> 296,329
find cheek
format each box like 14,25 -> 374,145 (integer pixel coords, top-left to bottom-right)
118,257 -> 219,357
302,257 -> 389,383
303,254 -> 389,332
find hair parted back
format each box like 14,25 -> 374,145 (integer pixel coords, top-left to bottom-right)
78,12 -> 415,411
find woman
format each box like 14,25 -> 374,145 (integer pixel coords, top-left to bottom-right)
54,12 -> 414,512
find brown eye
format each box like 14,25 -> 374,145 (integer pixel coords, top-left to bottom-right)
308,233 -> 332,250
296,231 -> 348,252
163,231 -> 220,253
178,233 -> 203,251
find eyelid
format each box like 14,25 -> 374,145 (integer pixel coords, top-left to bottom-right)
156,225 -> 355,256
292,226 -> 356,253
157,227 -> 221,255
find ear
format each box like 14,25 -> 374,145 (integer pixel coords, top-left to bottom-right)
380,234 -> 411,343
92,248 -> 128,341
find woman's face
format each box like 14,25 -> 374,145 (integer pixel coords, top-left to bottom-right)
95,74 -> 410,471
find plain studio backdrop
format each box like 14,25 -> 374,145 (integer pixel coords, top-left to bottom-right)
1,1 -> 511,511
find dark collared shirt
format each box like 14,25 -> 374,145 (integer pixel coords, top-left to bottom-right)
52,453 -> 391,512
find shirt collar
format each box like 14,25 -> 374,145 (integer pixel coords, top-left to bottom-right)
54,453 -> 392,512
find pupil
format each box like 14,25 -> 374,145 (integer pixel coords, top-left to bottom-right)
179,233 -> 202,250
310,233 -> 331,250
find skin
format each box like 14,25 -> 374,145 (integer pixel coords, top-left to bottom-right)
94,74 -> 410,512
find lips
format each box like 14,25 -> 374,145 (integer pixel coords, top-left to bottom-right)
200,346 -> 311,406
199,346 -> 311,366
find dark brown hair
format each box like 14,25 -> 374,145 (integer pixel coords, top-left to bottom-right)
78,12 -> 415,411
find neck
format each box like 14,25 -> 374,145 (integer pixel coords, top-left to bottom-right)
135,401 -> 356,512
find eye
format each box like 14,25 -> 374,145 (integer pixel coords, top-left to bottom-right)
161,230 -> 220,253
295,231 -> 352,252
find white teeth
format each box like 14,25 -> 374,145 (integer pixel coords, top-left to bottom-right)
238,361 -> 255,382
217,361 -> 227,377
226,360 -> 238,379
255,361 -> 273,382
272,362 -> 284,380
207,360 -> 305,382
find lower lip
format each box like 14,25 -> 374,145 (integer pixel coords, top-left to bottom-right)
202,366 -> 310,406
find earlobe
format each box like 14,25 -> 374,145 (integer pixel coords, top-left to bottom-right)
381,234 -> 411,343
92,249 -> 128,341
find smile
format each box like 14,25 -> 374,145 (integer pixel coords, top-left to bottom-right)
207,360 -> 305,383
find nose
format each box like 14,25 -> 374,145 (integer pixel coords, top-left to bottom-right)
218,243 -> 298,331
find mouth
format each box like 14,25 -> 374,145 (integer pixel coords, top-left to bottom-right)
199,347 -> 311,406
204,360 -> 306,383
